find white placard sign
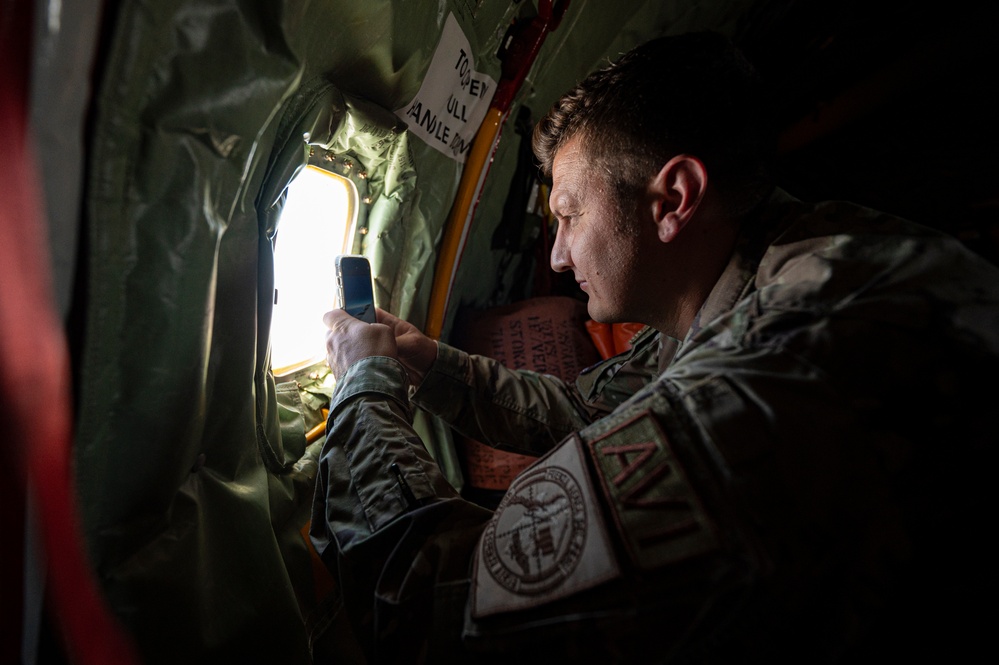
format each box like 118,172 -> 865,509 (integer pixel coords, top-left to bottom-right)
395,13 -> 497,162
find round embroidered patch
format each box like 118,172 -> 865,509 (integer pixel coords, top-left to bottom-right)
481,464 -> 587,595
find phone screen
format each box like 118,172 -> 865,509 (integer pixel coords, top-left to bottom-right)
336,255 -> 377,323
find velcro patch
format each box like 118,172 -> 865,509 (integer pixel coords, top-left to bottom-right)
471,435 -> 621,618
588,410 -> 718,570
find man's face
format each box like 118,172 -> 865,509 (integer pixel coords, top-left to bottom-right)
548,135 -> 653,323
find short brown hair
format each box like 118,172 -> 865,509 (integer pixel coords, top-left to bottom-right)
533,31 -> 775,203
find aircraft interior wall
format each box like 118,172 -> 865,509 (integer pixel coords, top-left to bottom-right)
9,0 -> 999,662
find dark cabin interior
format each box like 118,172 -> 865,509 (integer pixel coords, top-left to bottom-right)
743,0 -> 999,264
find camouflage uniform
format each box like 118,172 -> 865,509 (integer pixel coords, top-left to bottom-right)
311,189 -> 999,663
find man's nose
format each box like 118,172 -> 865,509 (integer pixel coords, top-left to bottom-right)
550,225 -> 571,273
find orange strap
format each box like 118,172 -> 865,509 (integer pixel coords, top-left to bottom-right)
585,321 -> 644,359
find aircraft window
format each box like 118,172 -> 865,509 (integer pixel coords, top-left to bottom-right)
270,165 -> 358,375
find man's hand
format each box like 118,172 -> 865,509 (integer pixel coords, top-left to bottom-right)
323,308 -> 438,385
323,309 -> 398,380
372,308 -> 438,386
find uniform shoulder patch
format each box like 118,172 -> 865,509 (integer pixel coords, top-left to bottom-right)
588,410 -> 719,570
471,435 -> 621,619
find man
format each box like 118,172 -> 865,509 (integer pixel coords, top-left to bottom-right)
312,32 -> 998,663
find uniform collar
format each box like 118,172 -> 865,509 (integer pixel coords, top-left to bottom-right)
681,187 -> 797,345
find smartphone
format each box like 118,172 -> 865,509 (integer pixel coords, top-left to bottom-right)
335,254 -> 377,323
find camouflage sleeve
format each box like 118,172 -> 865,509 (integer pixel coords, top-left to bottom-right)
311,356 -> 466,543
412,342 -> 596,456
309,356 -> 496,661
412,330 -> 666,457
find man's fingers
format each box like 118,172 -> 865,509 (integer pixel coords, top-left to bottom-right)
323,308 -> 359,330
323,308 -> 343,328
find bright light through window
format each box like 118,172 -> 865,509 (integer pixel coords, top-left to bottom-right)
270,165 -> 357,375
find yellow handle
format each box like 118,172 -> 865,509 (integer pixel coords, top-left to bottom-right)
305,408 -> 330,443
424,107 -> 505,340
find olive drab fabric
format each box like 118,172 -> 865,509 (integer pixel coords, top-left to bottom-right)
73,2 -> 475,661
311,188 -> 999,662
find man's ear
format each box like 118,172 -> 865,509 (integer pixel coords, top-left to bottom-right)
649,155 -> 708,243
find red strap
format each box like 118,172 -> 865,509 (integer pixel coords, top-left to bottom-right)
0,4 -> 138,662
